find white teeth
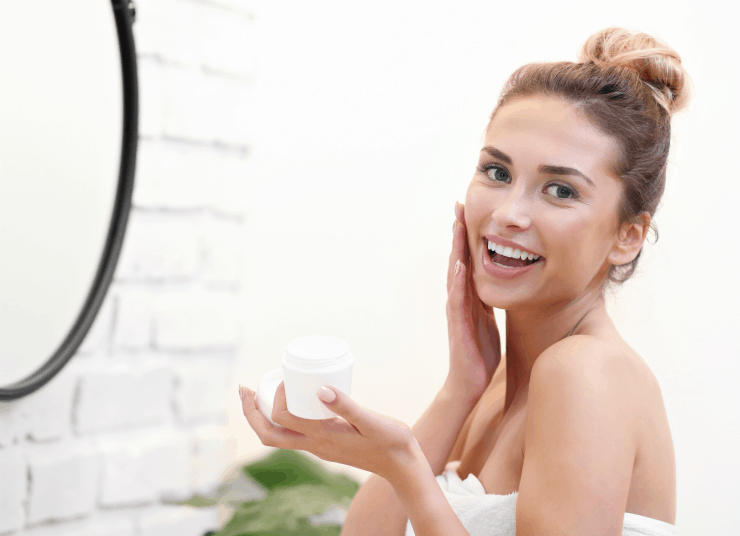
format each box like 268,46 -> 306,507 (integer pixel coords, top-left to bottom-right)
487,240 -> 541,261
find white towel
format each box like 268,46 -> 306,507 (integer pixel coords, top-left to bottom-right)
405,464 -> 676,536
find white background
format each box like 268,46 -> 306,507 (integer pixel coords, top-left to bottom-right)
231,1 -> 740,534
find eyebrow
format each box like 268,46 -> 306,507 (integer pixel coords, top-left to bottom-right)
481,146 -> 595,187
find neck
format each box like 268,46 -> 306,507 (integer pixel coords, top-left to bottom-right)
502,291 -> 607,412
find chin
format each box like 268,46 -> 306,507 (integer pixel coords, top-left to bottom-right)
476,284 -> 518,311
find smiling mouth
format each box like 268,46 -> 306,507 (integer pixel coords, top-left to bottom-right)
485,240 -> 544,269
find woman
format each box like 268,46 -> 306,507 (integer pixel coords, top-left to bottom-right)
239,26 -> 690,536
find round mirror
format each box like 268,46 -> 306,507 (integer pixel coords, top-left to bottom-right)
0,0 -> 137,399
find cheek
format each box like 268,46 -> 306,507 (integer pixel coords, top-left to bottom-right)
464,181 -> 501,221
463,184 -> 487,230
540,212 -> 594,263
553,216 -> 613,271
464,183 -> 483,218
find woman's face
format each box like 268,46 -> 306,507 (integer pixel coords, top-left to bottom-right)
464,95 -> 625,310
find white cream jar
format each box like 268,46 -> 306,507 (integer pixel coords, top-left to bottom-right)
256,335 -> 354,424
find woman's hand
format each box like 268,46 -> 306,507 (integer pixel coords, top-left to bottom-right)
239,382 -> 421,482
445,201 -> 502,402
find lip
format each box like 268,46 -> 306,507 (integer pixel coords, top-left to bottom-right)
483,235 -> 542,258
481,241 -> 544,280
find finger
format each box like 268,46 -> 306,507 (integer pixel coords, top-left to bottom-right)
316,385 -> 374,435
447,212 -> 467,295
455,201 -> 464,223
448,260 -> 488,366
457,200 -> 469,270
239,385 -> 306,449
447,221 -> 459,295
448,258 -> 469,315
270,381 -> 327,435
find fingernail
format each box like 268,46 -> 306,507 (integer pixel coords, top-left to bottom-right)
452,220 -> 457,234
238,385 -> 243,399
317,386 -> 337,403
455,260 -> 461,275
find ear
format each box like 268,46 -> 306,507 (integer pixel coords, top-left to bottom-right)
608,212 -> 651,266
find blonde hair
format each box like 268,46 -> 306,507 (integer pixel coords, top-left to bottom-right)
490,27 -> 693,286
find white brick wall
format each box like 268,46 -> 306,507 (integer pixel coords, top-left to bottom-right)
26,442 -> 99,524
0,450 -> 25,533
0,1 -> 252,533
74,361 -> 174,433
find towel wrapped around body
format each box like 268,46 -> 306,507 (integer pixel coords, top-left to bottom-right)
404,463 -> 677,536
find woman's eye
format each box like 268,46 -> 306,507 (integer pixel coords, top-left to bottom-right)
546,183 -> 577,199
481,165 -> 509,183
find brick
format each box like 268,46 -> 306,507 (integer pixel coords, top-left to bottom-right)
162,66 -> 215,142
112,287 -> 154,349
0,401 -> 24,447
131,139 -> 249,215
174,357 -> 232,422
198,218 -> 244,287
74,363 -> 173,433
137,505 -> 219,536
116,212 -> 199,281
0,449 -> 26,533
162,66 -> 252,146
22,515 -> 135,536
132,0 -> 198,68
197,3 -> 255,78
0,363 -> 75,446
132,0 -> 167,58
154,0 -> 201,68
27,443 -> 99,524
22,363 -> 77,442
189,426 -> 235,495
209,77 -> 254,147
208,0 -> 256,16
205,0 -> 256,19
132,140 -> 206,210
153,289 -> 241,350
98,429 -> 190,506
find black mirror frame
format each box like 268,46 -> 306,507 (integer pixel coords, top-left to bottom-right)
0,0 -> 138,400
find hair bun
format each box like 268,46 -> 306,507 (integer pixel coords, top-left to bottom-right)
578,27 -> 691,116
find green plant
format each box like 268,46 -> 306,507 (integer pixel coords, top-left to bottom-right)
188,450 -> 361,536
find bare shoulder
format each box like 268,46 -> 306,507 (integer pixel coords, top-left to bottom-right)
530,334 -> 660,404
528,335 -> 641,433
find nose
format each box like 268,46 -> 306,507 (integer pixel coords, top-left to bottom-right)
491,184 -> 532,230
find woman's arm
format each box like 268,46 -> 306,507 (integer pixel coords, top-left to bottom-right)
341,383 -> 480,535
387,440 -> 474,536
516,337 -> 637,535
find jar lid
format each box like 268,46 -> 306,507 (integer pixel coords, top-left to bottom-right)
284,335 -> 350,368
